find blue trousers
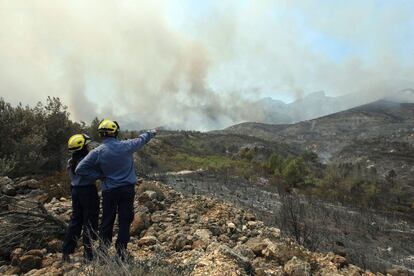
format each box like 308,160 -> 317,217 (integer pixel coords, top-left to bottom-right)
62,185 -> 99,259
99,185 -> 135,255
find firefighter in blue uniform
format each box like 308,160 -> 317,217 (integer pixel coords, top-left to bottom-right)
76,119 -> 156,259
62,134 -> 101,262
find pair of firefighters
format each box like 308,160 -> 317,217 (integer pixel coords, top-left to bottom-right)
62,119 -> 156,261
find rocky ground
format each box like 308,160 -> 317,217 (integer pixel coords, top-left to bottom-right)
156,170 -> 414,273
0,175 -> 402,276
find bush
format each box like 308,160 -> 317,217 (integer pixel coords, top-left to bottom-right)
0,97 -> 85,177
281,157 -> 307,186
239,147 -> 256,161
265,154 -> 309,190
263,153 -> 285,174
301,150 -> 318,162
316,162 -> 383,208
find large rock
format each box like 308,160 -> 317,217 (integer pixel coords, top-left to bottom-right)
26,189 -> 49,203
1,183 -> 16,196
246,220 -> 263,229
46,239 -> 63,253
19,255 -> 42,273
0,176 -> 13,188
138,190 -> 158,203
244,212 -> 256,221
257,239 -> 306,265
194,229 -> 212,243
245,237 -> 269,256
227,221 -> 237,232
255,266 -> 284,276
10,248 -> 24,266
15,179 -> 39,191
192,239 -> 207,250
283,257 -> 311,276
24,250 -> 44,258
233,244 -> 256,260
172,233 -> 191,251
264,227 -> 281,239
130,212 -> 150,236
192,243 -> 252,276
209,243 -> 251,270
137,235 -> 158,246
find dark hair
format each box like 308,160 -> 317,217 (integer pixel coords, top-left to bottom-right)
70,146 -> 89,174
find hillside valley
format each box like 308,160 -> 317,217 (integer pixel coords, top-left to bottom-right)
217,99 -> 414,206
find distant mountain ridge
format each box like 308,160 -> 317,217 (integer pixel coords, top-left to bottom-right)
121,89 -> 414,131
218,97 -> 414,201
255,89 -> 414,124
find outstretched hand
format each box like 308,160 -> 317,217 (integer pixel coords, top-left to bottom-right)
149,128 -> 159,136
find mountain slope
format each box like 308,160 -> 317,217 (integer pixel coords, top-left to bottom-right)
219,99 -> 414,198
221,99 -> 414,154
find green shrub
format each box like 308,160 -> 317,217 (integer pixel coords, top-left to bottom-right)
239,147 -> 256,161
170,153 -> 250,172
316,162 -> 383,208
263,153 -> 285,174
265,154 -> 309,189
301,150 -> 318,162
0,97 -> 84,177
281,157 -> 307,186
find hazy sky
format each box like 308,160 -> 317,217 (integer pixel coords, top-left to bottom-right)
1,0 -> 413,129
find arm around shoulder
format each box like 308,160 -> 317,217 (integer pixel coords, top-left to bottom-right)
75,150 -> 100,178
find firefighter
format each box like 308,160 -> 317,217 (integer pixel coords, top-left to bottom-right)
62,134 -> 100,262
76,119 -> 156,260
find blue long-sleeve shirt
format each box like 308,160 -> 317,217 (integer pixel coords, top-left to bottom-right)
67,157 -> 99,187
75,131 -> 155,191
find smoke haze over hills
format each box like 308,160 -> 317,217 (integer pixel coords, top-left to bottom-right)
1,0 -> 413,130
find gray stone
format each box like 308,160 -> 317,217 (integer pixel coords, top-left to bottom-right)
284,257 -> 311,276
194,229 -> 212,243
0,176 -> 13,188
1,184 -> 16,196
137,235 -> 158,246
19,255 -> 42,273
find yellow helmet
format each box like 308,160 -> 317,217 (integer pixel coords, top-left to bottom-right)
98,119 -> 119,137
68,134 -> 91,151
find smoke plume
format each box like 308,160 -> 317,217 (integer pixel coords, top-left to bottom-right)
0,1 -> 413,130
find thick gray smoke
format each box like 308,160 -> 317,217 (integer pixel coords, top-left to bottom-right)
0,1 -> 413,130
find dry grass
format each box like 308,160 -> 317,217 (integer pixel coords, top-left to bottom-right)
81,243 -> 192,276
0,195 -> 67,259
37,171 -> 71,200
